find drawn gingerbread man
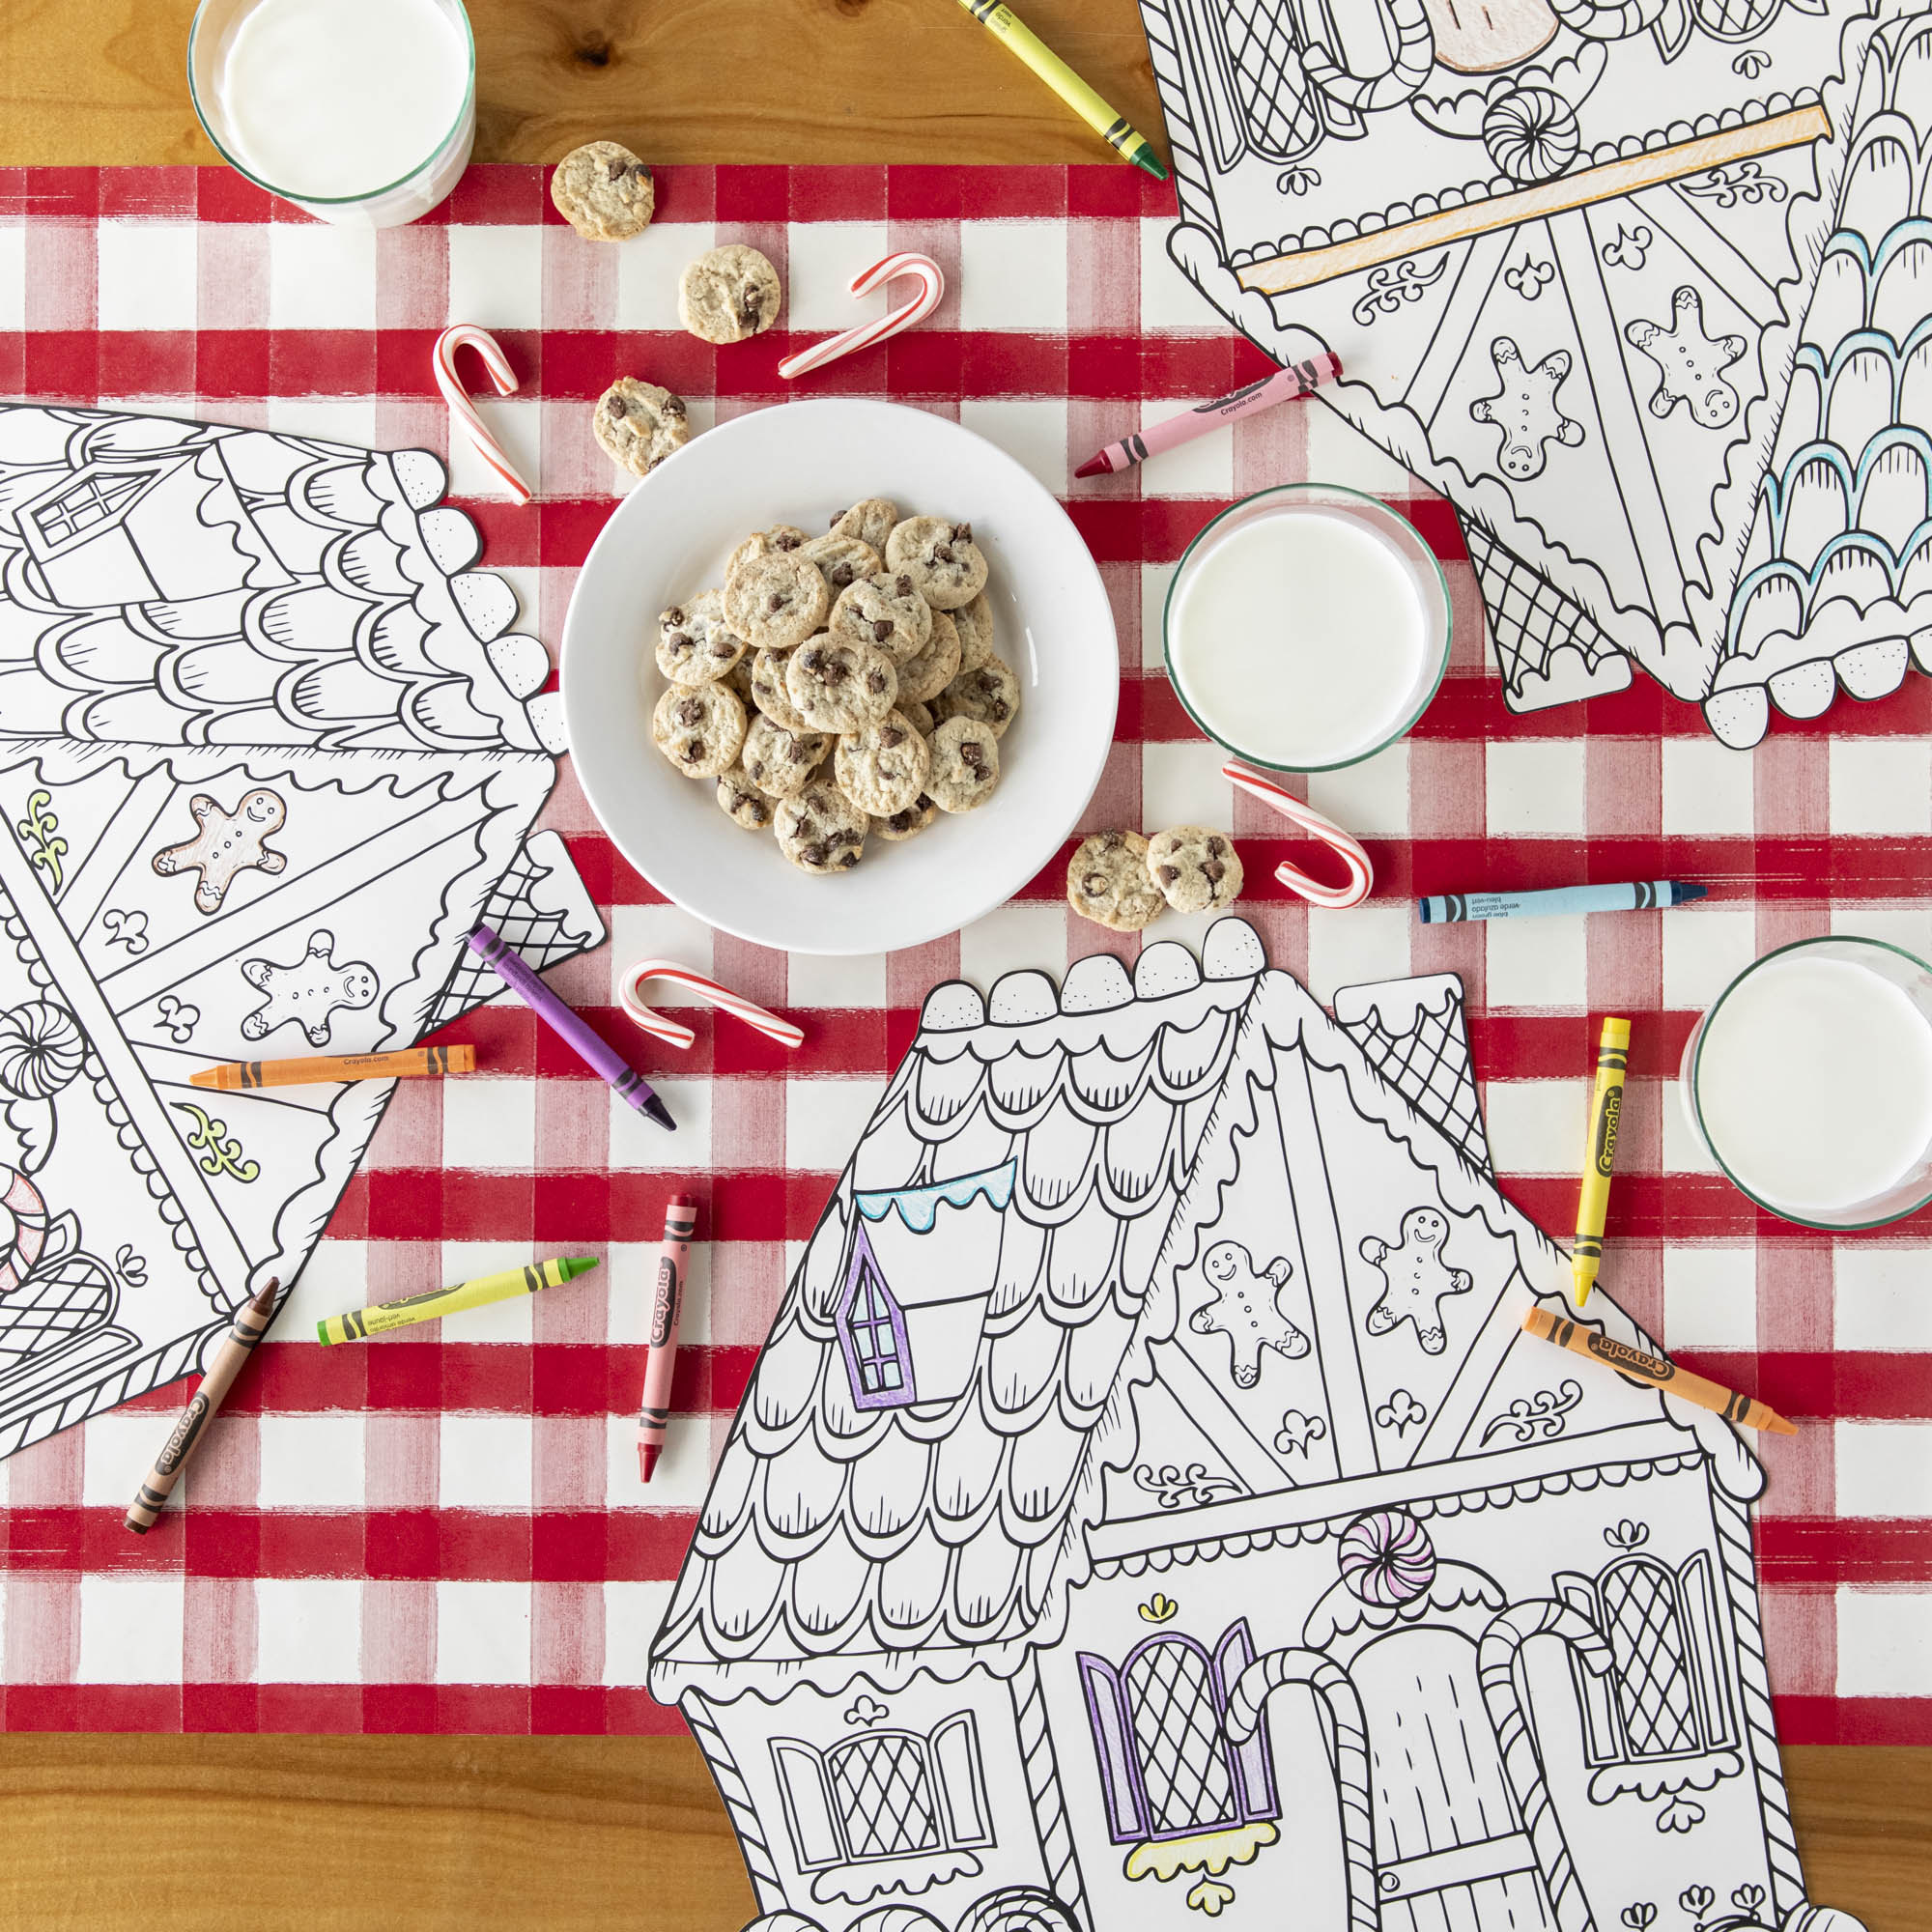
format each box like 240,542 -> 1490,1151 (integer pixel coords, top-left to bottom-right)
1189,1240 -> 1309,1387
1360,1208 -> 1473,1355
240,930 -> 378,1048
1626,287 -> 1747,431
152,790 -> 288,915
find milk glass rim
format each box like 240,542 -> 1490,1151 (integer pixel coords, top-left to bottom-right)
187,0 -> 476,208
1161,481 -> 1453,774
1687,931 -> 1932,1232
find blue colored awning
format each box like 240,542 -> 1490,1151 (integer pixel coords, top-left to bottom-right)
854,1160 -> 1018,1233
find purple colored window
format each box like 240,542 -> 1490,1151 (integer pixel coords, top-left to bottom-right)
836,1224 -> 916,1409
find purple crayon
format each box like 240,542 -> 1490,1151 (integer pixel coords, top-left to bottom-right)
467,924 -> 675,1132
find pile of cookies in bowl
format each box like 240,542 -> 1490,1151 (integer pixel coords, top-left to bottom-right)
649,498 -> 1023,875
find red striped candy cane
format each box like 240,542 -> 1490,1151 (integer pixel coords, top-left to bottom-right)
617,960 -> 805,1052
778,253 -> 945,381
1223,759 -> 1375,909
433,325 -> 534,504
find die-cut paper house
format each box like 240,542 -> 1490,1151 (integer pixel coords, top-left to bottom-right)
650,921 -> 1861,1932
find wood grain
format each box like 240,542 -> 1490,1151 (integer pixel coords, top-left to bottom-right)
0,0 -> 1168,167
0,5 -> 1924,1928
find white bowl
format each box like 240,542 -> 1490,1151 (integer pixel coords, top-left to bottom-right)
561,399 -> 1119,956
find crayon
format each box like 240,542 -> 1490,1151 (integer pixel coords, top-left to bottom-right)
468,923 -> 674,1132
1075,357 -> 1342,479
1522,1304 -> 1796,1435
952,0 -> 1168,182
1572,1016 -> 1629,1309
318,1256 -> 599,1345
127,1276 -> 281,1533
638,1194 -> 698,1484
1419,881 -> 1708,923
189,1044 -> 474,1091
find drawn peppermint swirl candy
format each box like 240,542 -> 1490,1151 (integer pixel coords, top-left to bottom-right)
1482,85 -> 1580,186
0,1000 -> 83,1100
1338,1509 -> 1436,1605
0,1166 -> 48,1295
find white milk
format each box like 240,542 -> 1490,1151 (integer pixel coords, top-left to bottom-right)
217,0 -> 469,200
1695,954 -> 1932,1214
1169,507 -> 1431,768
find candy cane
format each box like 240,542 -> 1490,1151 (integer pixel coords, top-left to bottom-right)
1224,759 -> 1375,909
617,960 -> 805,1052
778,253 -> 945,381
433,325 -> 534,504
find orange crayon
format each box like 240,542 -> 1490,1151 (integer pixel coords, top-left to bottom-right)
189,1044 -> 474,1091
1522,1303 -> 1795,1435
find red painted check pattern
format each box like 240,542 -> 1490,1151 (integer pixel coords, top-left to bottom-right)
0,165 -> 1925,1738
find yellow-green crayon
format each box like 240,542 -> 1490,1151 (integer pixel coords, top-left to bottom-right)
1572,1016 -> 1630,1310
317,1257 -> 598,1345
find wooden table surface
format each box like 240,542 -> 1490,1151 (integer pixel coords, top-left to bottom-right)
0,3 -> 1924,1927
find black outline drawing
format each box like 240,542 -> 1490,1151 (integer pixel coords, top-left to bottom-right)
1137,0 -> 1932,745
0,403 -> 605,1460
649,917 -> 1861,1932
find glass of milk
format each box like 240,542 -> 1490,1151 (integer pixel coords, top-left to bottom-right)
1162,483 -> 1452,771
1682,936 -> 1932,1228
188,0 -> 475,227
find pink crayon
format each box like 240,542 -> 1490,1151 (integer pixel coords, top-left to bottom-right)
1074,352 -> 1344,478
638,1192 -> 697,1484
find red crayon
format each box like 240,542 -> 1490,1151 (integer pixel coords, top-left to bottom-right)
639,1193 -> 697,1483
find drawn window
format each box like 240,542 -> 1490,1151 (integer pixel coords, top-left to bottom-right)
1557,1553 -> 1740,1766
23,469 -> 153,554
1078,1619 -> 1278,1844
770,1714 -> 994,1873
1195,0 -> 1328,166
836,1227 -> 915,1410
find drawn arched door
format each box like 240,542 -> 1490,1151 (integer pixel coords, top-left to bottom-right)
1350,1626 -> 1558,1932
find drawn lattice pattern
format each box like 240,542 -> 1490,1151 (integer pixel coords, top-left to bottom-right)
1126,1640 -> 1236,1833
1216,0 -> 1324,162
1339,991 -> 1492,1177
0,1254 -> 115,1370
1463,517 -> 1626,710
826,1734 -> 940,1859
1602,1562 -> 1701,1756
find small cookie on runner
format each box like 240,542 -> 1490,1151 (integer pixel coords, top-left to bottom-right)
835,711 -> 932,818
828,573 -> 932,664
873,794 -> 938,842
885,516 -> 988,610
895,608 -> 962,706
1146,827 -> 1244,914
593,378 -> 690,477
799,532 -> 882,596
651,682 -> 746,778
1067,830 -> 1165,931
926,716 -> 1000,813
933,654 -> 1020,737
952,592 -> 996,671
678,243 -> 782,344
724,548 -> 830,653
654,589 -> 747,686
775,782 -> 868,876
716,763 -> 776,833
550,141 -> 655,242
828,497 -> 899,553
742,715 -> 830,797
785,636 -> 898,733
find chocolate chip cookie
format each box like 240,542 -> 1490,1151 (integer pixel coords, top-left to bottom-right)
726,525 -> 808,577
925,716 -> 1000,813
593,379 -> 690,478
775,782 -> 868,876
933,655 -> 1019,737
654,589 -> 747,686
952,592 -> 996,671
723,549 -> 830,653
748,646 -> 815,730
550,141 -> 655,242
742,715 -> 830,797
1146,827 -> 1244,913
678,243 -> 782,344
835,711 -> 932,817
872,794 -> 938,842
799,532 -> 881,597
716,763 -> 775,833
898,697 -> 935,738
828,497 -> 899,553
785,636 -> 897,733
885,516 -> 989,610
1066,830 -> 1165,931
828,573 -> 932,664
651,682 -> 746,778
895,608 -> 962,706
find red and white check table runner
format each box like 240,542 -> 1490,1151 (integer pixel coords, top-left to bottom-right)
0,164 -> 1924,1738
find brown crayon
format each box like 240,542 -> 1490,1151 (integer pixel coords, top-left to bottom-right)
1521,1302 -> 1796,1435
188,1044 -> 474,1091
126,1277 -> 282,1534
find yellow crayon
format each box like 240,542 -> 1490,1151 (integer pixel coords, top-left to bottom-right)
952,0 -> 1169,182
1572,1016 -> 1630,1309
317,1257 -> 598,1345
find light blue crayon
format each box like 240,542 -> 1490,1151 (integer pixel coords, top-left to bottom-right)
1418,881 -> 1708,923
